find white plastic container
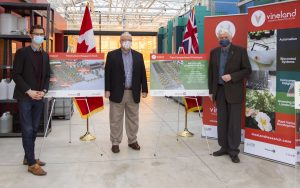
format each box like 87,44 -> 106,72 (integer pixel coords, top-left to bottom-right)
0,112 -> 13,133
0,14 -> 18,35
17,17 -> 29,35
7,79 -> 15,99
0,79 -> 7,100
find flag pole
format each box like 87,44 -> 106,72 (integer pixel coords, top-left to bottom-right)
80,97 -> 96,141
77,2 -> 97,141
177,47 -> 194,137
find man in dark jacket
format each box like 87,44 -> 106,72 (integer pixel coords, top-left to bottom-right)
13,25 -> 50,175
105,32 -> 148,153
208,28 -> 252,163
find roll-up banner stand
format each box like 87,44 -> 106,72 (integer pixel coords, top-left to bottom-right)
244,0 -> 300,165
295,81 -> 300,164
202,14 -> 248,139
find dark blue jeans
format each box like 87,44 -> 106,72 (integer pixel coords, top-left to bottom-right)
18,99 -> 44,166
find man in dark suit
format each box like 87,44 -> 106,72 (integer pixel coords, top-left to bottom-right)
13,25 -> 50,175
208,28 -> 252,163
105,32 -> 148,153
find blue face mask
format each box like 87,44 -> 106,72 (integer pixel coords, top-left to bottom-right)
219,39 -> 230,47
33,35 -> 44,45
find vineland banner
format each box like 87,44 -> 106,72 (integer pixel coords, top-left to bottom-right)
244,0 -> 300,165
295,81 -> 300,163
47,53 -> 105,98
202,14 -> 248,138
150,54 -> 208,97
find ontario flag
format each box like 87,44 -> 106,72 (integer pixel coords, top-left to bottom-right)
181,7 -> 202,112
74,4 -> 104,119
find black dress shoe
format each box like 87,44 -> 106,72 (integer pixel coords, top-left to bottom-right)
230,155 -> 240,163
128,142 -> 140,150
111,145 -> 120,153
212,149 -> 228,157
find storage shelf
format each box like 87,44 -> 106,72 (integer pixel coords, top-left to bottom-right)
0,2 -> 52,17
0,132 -> 22,137
0,128 -> 51,138
0,2 -> 54,138
0,35 -> 31,42
0,65 -> 13,69
0,99 -> 17,103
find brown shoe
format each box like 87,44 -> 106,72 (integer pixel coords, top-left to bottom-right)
111,145 -> 120,153
128,142 -> 140,150
23,158 -> 46,166
28,164 -> 47,176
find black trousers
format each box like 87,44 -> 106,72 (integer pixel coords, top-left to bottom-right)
216,85 -> 242,156
18,99 -> 44,166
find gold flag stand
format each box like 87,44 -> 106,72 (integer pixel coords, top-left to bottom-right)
178,110 -> 194,137
80,118 -> 96,141
178,96 -> 197,137
80,97 -> 96,141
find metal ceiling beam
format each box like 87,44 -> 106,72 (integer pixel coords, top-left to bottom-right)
64,11 -> 175,16
63,30 -> 157,36
237,0 -> 253,7
48,0 -> 196,31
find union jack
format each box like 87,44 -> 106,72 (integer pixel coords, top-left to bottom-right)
181,8 -> 199,54
181,7 -> 202,112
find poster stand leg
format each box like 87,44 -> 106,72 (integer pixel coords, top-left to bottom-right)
176,98 -> 181,141
194,97 -> 211,155
38,98 -> 56,160
68,98 -> 72,143
80,97 -> 96,141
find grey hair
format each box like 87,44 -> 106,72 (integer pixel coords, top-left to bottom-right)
217,28 -> 232,38
120,32 -> 132,38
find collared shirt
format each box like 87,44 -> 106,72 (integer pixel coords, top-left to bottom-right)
218,47 -> 229,84
122,50 -> 133,88
31,43 -> 42,52
30,44 -> 43,90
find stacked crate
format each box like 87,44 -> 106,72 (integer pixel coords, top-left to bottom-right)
53,98 -> 73,120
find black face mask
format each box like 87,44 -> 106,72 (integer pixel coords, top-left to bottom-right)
219,39 -> 230,47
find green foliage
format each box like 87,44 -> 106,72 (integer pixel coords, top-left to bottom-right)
246,90 -> 275,112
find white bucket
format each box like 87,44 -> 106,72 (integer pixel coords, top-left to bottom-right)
0,14 -> 18,35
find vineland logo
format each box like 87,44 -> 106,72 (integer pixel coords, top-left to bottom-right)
251,10 -> 266,27
252,9 -> 297,27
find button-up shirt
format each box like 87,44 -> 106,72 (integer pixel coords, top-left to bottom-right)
122,50 -> 133,88
218,47 -> 229,84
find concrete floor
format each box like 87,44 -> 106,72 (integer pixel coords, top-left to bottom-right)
0,96 -> 299,188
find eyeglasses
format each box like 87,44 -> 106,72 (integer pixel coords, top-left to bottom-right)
32,33 -> 45,36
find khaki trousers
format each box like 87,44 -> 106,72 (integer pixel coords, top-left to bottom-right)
110,90 -> 139,145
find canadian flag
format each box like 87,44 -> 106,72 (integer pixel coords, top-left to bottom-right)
77,5 -> 96,53
74,5 -> 104,119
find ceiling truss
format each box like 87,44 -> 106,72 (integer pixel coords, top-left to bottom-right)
48,0 -> 203,31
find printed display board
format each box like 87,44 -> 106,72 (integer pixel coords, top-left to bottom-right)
46,53 -> 104,98
150,54 -> 209,96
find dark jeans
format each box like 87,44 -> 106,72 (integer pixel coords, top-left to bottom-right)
18,99 -> 44,166
216,85 -> 242,156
